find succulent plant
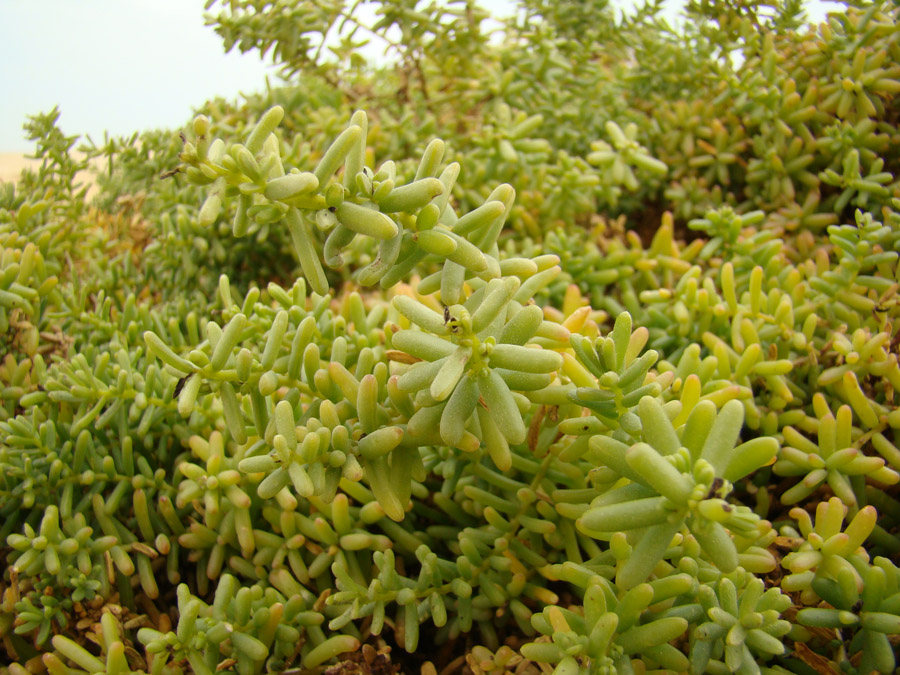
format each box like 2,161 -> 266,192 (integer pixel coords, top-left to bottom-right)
689,569 -> 793,675
4,1 -> 900,673
796,556 -> 900,675
780,496 -> 876,605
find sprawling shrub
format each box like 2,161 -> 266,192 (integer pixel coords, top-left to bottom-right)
2,2 -> 900,674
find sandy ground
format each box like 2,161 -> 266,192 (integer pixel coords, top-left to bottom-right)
0,153 -> 41,184
0,152 -> 104,198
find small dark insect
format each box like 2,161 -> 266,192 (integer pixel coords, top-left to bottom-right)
705,476 -> 725,500
443,306 -> 460,332
329,206 -> 337,213
174,375 -> 189,398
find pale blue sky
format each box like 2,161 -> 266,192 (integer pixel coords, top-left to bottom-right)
1,0 -> 838,152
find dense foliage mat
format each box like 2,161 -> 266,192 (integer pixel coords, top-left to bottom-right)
3,1 -> 900,673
